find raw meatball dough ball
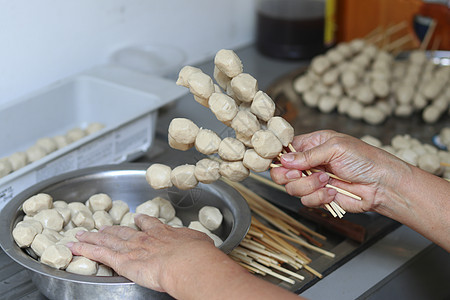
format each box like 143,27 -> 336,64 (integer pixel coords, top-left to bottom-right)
267,117 -> 294,147
167,216 -> 183,228
231,110 -> 261,138
152,197 -> 176,221
236,132 -> 253,148
68,202 -> 92,217
293,75 -> 314,93
396,85 -> 414,104
335,42 -> 352,58
171,164 -> 198,190
303,91 -> 320,108
326,48 -> 344,65
349,39 -> 365,53
64,227 -> 88,239
66,256 -> 98,275
54,206 -> 71,226
88,193 -> 112,211
53,135 -> 69,149
251,91 -> 276,122
42,228 -> 63,241
214,66 -> 231,90
93,211 -> 114,229
136,200 -> 159,217
195,158 -> 220,184
109,200 -> 130,224
168,118 -> 199,145
318,95 -> 338,113
422,80 -> 445,99
362,106 -> 386,125
22,193 -> 53,217
0,158 -> 12,178
13,223 -> 41,248
243,149 -> 272,173
176,66 -> 202,87
36,137 -> 57,154
66,128 -> 86,143
72,210 -> 95,230
193,95 -> 209,107
97,264 -> 114,276
251,130 -> 283,159
195,129 -> 221,155
34,209 -> 64,231
311,55 -> 330,75
168,134 -> 193,151
322,69 -> 339,86
395,104 -> 414,118
329,83 -> 344,98
231,73 -> 258,103
371,80 -> 390,98
214,49 -> 243,78
439,128 -> 450,146
347,101 -> 364,120
188,72 -> 215,99
396,148 -> 419,166
7,152 -> 28,171
40,245 -> 72,269
199,206 -> 223,231
360,135 -> 382,148
356,85 -> 375,105
85,122 -> 105,135
218,138 -> 245,161
120,212 -> 138,230
391,135 -> 411,150
337,97 -> 352,114
409,50 -> 427,65
26,145 -> 46,163
31,233 -> 58,257
188,221 -> 223,247
422,105 -> 443,124
418,153 -> 441,174
220,161 -> 249,182
146,163 -> 173,190
209,93 -> 238,124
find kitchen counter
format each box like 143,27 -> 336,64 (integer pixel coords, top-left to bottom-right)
1,45 -> 449,299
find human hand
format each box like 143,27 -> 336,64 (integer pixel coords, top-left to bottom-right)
67,214 -> 215,292
270,130 -> 410,213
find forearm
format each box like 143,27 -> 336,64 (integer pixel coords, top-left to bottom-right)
161,244 -> 301,300
375,162 -> 450,251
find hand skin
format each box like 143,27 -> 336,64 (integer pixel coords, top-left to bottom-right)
67,214 -> 302,300
270,130 -> 450,252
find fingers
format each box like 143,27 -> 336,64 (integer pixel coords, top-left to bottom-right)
68,241 -> 119,268
299,188 -> 337,208
75,230 -> 128,250
284,172 -> 330,197
99,225 -> 140,240
270,166 -> 303,185
134,214 -> 164,232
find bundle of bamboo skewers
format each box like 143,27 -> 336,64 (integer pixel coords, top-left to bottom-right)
223,177 -> 336,285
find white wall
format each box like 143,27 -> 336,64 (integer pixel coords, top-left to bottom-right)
0,0 -> 256,106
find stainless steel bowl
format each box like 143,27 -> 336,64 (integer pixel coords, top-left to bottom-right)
0,163 -> 251,300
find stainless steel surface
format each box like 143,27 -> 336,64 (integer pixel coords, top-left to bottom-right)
0,163 -> 251,300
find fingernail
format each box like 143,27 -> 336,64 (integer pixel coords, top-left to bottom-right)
319,173 -> 329,183
66,242 -> 74,248
286,170 -> 301,179
76,231 -> 85,237
282,153 -> 295,162
328,188 -> 337,196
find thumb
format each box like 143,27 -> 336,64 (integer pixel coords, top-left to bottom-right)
281,143 -> 333,170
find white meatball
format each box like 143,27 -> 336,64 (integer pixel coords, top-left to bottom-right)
152,197 -> 176,221
93,211 -> 114,229
96,264 -> 114,276
167,216 -> 183,228
236,132 -> 253,148
293,75 -> 314,93
31,233 -> 58,257
108,200 -> 130,225
396,85 -> 415,105
267,117 -> 294,147
168,118 -> 199,145
146,163 -> 173,190
34,209 -> 64,231
188,221 -> 223,247
7,152 -> 28,171
0,158 -> 12,178
219,161 -> 249,182
198,206 -> 223,231
176,66 -> 202,87
120,212 -> 138,230
360,135 -> 382,148
371,80 -> 390,98
250,91 -> 275,122
25,145 -> 46,163
322,69 -> 339,86
35,137 -> 57,154
243,149 -> 272,173
311,55 -> 330,75
208,93 -> 238,124
347,101 -> 364,120
252,130 -> 283,159
218,138 -> 245,161
231,110 -> 261,138
168,134 -> 193,151
231,73 -> 258,103
362,106 -> 386,125
213,66 -> 231,90
53,135 -> 69,149
136,200 -> 159,217
214,49 -> 243,78
195,158 -> 221,184
22,193 -> 53,216
66,128 -> 86,143
72,210 -> 95,230
54,206 -> 71,226
195,129 -> 221,155
40,245 -> 72,269
356,85 -> 375,105
193,95 -> 209,107
171,164 -> 198,190
318,95 -> 338,113
85,122 -> 105,135
68,202 -> 92,217
422,105 -> 444,124
88,193 -> 112,212
12,223 -> 40,248
302,91 -> 319,108
66,256 -> 98,275
187,72 -> 215,99
341,71 -> 358,88
418,153 -> 441,174
395,104 -> 414,118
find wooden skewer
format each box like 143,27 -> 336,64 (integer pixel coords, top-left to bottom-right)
385,34 -> 414,52
330,202 -> 343,219
440,162 -> 450,167
420,19 -> 436,50
304,264 -> 323,279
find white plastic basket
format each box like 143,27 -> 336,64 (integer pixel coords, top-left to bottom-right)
0,65 -> 187,210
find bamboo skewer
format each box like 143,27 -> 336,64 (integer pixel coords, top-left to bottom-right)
420,19 -> 436,50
